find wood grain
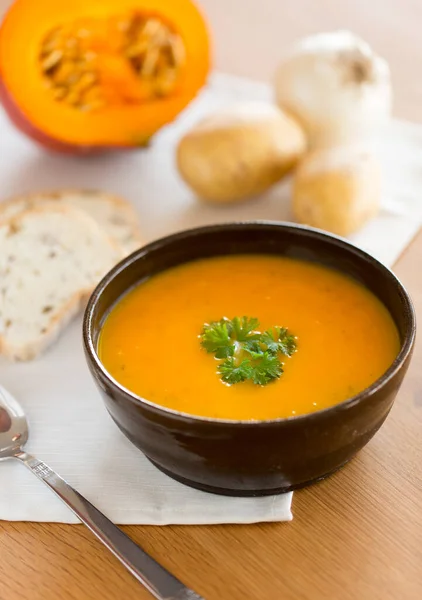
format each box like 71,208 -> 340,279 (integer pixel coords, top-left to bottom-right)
1,1 -> 422,599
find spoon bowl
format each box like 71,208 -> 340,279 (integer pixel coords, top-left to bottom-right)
0,385 -> 28,459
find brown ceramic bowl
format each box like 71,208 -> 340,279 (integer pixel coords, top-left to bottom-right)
83,222 -> 416,496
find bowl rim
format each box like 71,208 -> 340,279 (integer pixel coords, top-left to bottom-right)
83,220 -> 416,426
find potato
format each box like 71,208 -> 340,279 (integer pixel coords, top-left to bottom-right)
176,102 -> 306,203
293,146 -> 381,236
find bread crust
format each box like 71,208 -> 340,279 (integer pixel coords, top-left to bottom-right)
0,204 -> 121,361
0,189 -> 143,255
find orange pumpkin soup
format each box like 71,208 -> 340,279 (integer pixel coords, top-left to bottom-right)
98,255 -> 400,420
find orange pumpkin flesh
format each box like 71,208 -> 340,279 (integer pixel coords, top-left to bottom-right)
0,0 -> 210,150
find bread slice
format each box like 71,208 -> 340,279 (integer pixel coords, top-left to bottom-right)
0,204 -> 122,361
0,189 -> 143,255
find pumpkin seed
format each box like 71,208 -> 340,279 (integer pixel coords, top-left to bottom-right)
41,50 -> 63,72
39,12 -> 185,111
140,46 -> 160,77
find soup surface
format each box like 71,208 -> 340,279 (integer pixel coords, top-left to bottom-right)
98,254 -> 400,420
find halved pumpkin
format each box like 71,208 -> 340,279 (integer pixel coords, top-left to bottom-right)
0,0 -> 210,151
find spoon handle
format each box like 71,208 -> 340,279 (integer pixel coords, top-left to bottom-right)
15,451 -> 204,600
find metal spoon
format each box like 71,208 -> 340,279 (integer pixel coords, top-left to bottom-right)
0,384 -> 203,600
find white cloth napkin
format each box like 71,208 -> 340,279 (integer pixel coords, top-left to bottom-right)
0,73 -> 421,524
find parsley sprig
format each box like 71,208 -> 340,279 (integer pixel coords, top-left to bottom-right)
200,317 -> 297,386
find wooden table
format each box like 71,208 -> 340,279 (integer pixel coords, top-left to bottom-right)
1,1 -> 421,599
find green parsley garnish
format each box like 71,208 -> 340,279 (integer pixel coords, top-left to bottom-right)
200,317 -> 297,386
218,357 -> 253,384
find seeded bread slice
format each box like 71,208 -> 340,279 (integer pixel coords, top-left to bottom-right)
0,189 -> 143,255
0,204 -> 122,361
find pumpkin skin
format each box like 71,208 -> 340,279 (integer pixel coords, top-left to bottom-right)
0,78 -> 91,153
0,0 -> 210,153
